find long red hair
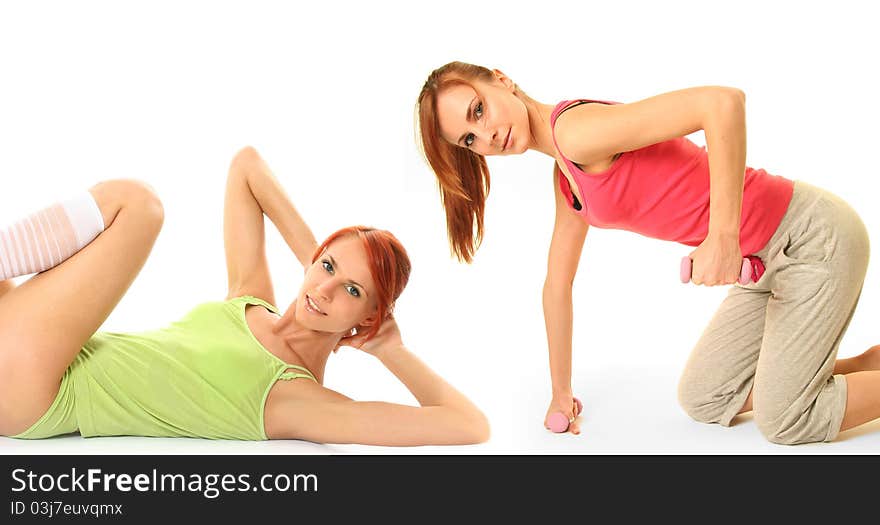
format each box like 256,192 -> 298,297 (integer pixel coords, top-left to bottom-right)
416,61 -> 498,263
312,226 -> 411,342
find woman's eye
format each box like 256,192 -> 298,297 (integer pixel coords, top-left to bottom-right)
465,133 -> 475,147
322,260 -> 333,273
346,285 -> 360,297
474,101 -> 483,118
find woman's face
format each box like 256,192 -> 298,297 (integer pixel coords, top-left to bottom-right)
295,235 -> 378,333
435,73 -> 531,157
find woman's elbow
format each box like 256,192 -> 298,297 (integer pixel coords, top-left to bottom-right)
715,87 -> 746,111
475,411 -> 491,443
462,411 -> 491,444
230,145 -> 261,170
705,87 -> 746,127
447,406 -> 490,445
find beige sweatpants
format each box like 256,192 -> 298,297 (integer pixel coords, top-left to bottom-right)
678,180 -> 870,445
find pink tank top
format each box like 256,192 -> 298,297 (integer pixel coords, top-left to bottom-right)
551,99 -> 794,256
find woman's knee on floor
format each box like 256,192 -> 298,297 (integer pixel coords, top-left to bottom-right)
677,372 -> 737,424
753,396 -> 832,446
754,405 -> 803,445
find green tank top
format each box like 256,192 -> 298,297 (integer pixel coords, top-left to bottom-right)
65,295 -> 316,440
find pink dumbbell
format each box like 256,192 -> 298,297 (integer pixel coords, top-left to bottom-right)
547,397 -> 583,433
680,255 -> 765,285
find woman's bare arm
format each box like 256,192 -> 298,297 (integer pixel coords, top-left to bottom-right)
271,319 -> 490,446
223,146 -> 318,304
542,165 -> 589,432
554,86 -> 747,250
544,165 -> 589,395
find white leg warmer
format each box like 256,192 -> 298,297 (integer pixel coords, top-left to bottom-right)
0,190 -> 105,279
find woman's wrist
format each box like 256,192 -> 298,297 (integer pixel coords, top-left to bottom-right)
375,343 -> 407,363
707,229 -> 740,243
552,385 -> 573,398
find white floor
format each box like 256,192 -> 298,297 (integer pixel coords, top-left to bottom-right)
3,363 -> 877,456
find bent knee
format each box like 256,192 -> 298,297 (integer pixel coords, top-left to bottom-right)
90,179 -> 164,230
677,380 -> 719,423
753,407 -> 829,446
754,410 -> 797,445
116,179 -> 163,221
677,376 -> 744,425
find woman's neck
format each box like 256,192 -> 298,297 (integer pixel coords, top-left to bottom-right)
270,306 -> 341,383
523,96 -> 559,157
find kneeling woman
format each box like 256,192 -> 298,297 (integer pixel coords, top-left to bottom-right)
0,146 -> 489,446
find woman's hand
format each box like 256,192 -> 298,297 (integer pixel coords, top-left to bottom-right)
688,232 -> 743,286
544,393 -> 582,435
335,315 -> 403,359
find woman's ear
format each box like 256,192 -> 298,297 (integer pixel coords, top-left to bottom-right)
492,69 -> 514,90
358,305 -> 384,327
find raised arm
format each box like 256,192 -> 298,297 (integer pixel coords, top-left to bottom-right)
554,86 -> 747,281
267,318 -> 490,446
223,146 -> 319,304
542,164 -> 589,433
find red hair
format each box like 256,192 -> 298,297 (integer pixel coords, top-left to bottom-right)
312,226 -> 411,342
416,61 -> 497,263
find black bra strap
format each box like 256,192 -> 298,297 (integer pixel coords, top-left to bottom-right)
556,100 -> 595,119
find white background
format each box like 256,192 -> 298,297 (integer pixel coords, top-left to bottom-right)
1,0 -> 878,454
